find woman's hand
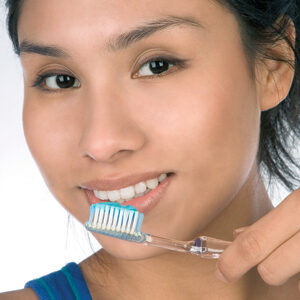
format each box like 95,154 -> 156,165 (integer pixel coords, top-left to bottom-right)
215,187 -> 300,293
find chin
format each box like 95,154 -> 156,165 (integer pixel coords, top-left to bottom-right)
94,234 -> 168,260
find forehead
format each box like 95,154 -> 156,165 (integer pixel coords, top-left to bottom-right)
18,0 -> 228,41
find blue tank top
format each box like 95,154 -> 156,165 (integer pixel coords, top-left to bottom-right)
24,262 -> 92,300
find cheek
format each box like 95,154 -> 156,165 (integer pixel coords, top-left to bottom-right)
195,66 -> 259,182
22,96 -> 76,192
139,68 -> 260,179
23,96 -> 89,221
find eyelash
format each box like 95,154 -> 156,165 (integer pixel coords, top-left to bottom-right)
31,56 -> 188,93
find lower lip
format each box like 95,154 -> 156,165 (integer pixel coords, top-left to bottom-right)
84,174 -> 174,214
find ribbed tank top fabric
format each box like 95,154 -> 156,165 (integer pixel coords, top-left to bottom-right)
24,262 -> 92,300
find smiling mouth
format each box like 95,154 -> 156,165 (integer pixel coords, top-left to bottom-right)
83,172 -> 175,214
91,173 -> 173,204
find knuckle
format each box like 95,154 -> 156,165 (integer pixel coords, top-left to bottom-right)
257,262 -> 285,286
237,230 -> 262,263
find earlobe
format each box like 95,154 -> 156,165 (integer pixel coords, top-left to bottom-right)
256,19 -> 296,112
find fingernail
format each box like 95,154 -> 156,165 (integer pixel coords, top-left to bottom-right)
233,226 -> 248,238
215,266 -> 229,283
234,226 -> 248,233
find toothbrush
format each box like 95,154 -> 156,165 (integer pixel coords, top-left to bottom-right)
85,202 -> 232,259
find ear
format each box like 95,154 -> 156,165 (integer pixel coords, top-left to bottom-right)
255,18 -> 296,112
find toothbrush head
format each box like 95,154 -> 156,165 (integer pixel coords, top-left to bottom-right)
85,202 -> 146,243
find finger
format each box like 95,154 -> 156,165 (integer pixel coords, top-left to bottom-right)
216,187 -> 300,282
257,230 -> 300,286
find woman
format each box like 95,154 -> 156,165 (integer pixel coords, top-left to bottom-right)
1,0 -> 300,299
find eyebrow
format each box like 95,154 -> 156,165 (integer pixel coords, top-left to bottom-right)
19,15 -> 205,58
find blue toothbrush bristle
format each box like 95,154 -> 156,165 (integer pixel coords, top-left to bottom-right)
85,202 -> 145,242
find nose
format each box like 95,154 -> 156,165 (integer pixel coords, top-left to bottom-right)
79,89 -> 146,163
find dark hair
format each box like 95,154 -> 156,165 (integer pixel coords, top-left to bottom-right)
5,0 -> 300,192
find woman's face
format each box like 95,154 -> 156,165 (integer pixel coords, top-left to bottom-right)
18,0 -> 262,259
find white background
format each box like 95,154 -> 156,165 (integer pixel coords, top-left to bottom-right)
0,1 -> 297,293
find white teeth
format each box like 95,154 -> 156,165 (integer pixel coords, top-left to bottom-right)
120,186 -> 135,200
107,190 -> 120,202
134,182 -> 147,193
158,173 -> 167,182
146,178 -> 158,189
93,172 -> 169,203
94,190 -> 109,200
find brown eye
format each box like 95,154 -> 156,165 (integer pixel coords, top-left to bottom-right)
32,72 -> 81,92
136,59 -> 175,77
44,74 -> 80,89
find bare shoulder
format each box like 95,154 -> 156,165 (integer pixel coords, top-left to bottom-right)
0,288 -> 38,300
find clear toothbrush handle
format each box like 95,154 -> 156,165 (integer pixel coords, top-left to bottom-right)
189,236 -> 232,259
142,234 -> 232,259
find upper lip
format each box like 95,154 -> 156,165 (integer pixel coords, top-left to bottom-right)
79,171 -> 171,191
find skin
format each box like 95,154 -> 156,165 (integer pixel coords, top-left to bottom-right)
2,0 -> 298,299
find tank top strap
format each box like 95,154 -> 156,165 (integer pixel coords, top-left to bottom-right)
24,262 -> 92,300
